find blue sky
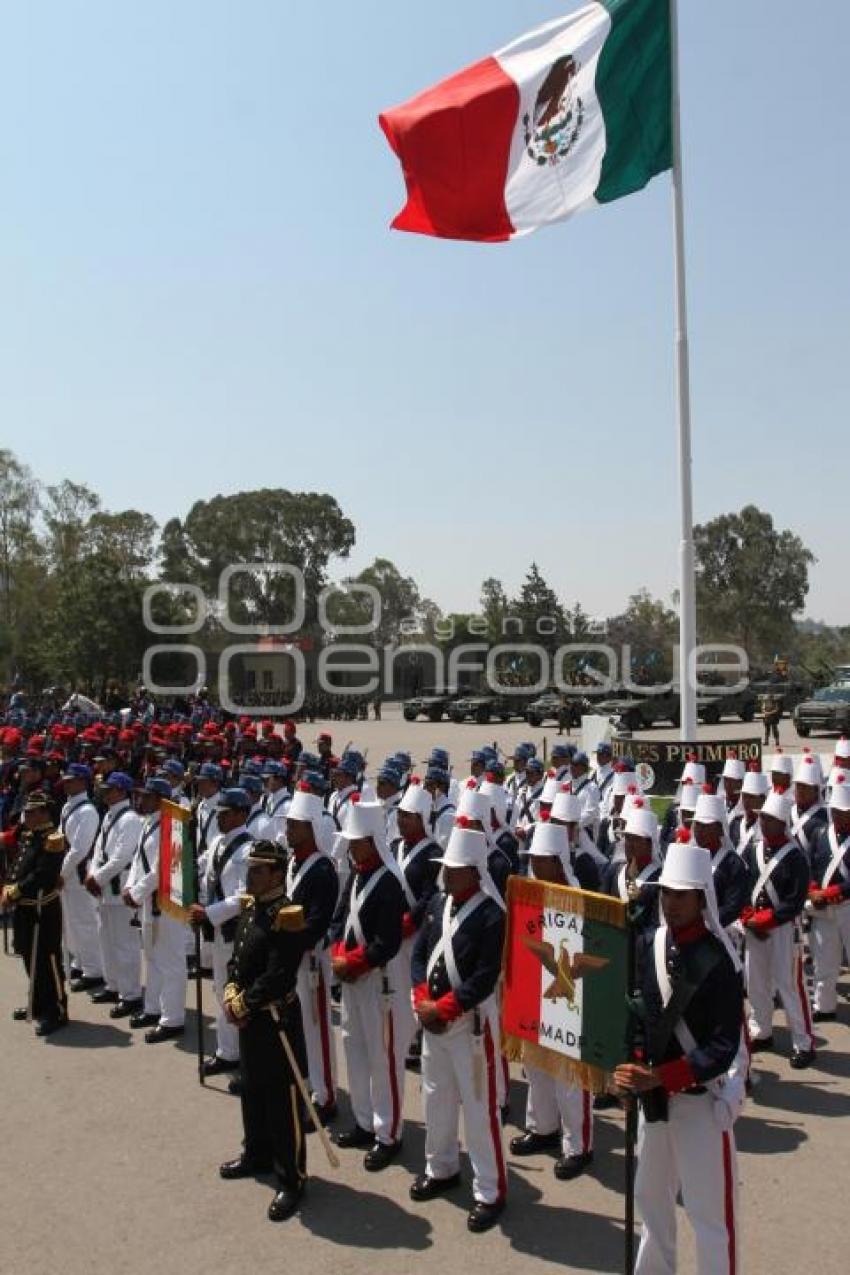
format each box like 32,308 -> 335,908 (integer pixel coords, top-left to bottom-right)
2,1 -> 847,623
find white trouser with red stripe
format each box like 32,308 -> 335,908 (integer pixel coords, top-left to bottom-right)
62,877 -> 103,979
97,904 -> 142,1002
745,921 -> 814,1052
296,946 -> 337,1107
421,998 -> 507,1206
524,1065 -> 594,1159
810,900 -> 850,1014
340,961 -> 404,1146
636,1091 -> 738,1275
142,914 -> 188,1027
211,934 -> 238,1063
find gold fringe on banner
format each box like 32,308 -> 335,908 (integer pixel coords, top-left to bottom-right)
506,876 -> 627,929
502,1031 -> 612,1096
158,895 -> 191,924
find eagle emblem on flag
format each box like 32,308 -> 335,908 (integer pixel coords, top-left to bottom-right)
523,55 -> 584,167
523,934 -> 610,1010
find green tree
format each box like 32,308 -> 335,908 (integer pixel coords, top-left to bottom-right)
159,490 -> 355,629
479,577 -> 509,642
694,505 -> 815,663
43,480 -> 101,569
326,557 -> 423,646
607,589 -> 679,684
0,450 -> 44,685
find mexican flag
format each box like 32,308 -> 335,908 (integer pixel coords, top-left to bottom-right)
158,800 -> 196,922
379,0 -> 671,242
502,876 -> 628,1092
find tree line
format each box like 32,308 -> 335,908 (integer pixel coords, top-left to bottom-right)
0,448 -> 843,697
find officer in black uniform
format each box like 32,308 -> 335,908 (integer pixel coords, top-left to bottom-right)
2,791 -> 68,1035
219,839 -> 311,1222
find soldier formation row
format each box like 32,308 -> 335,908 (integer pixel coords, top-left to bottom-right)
2,715 -> 848,1268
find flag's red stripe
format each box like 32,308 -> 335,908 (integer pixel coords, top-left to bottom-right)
502,900 -> 542,1040
158,809 -> 171,900
379,56 -> 518,242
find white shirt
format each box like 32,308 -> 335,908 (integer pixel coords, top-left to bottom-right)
125,813 -> 161,924
59,792 -> 100,885
203,824 -> 254,932
90,799 -> 142,904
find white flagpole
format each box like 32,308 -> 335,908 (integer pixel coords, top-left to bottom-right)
669,0 -> 697,742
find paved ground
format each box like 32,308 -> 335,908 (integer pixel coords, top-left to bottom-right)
293,703 -> 814,774
5,707 -> 845,1275
3,943 -> 849,1275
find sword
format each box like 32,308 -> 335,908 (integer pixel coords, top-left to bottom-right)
26,889 -> 43,1023
269,1005 -> 340,1169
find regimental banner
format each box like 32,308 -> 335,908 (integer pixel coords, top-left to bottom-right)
502,877 -> 628,1093
157,800 -> 196,922
611,738 -> 762,795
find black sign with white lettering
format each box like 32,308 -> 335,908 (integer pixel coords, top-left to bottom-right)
611,738 -> 762,796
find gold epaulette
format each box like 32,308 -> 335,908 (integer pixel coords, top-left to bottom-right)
46,832 -> 67,854
239,894 -> 254,912
274,903 -> 306,933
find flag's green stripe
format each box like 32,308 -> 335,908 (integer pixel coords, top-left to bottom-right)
181,823 -> 196,906
580,918 -> 629,1071
594,0 -> 672,204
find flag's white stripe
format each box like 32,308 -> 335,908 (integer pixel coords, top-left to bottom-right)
496,4 -> 612,236
538,911 -> 585,1060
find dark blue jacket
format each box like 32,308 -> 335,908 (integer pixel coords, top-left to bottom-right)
742,840 -> 809,926
809,826 -> 850,900
412,892 -> 505,1012
711,846 -> 753,928
329,864 -> 404,969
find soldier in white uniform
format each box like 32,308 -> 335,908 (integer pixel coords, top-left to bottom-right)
123,776 -> 188,1042
285,784 -> 340,1120
409,820 -> 508,1233
57,762 -> 103,992
195,762 -> 223,863
730,765 -> 768,855
240,773 -> 267,839
188,788 -> 254,1075
376,762 -> 405,846
741,791 -> 815,1068
425,766 -> 457,850
85,770 -> 143,1016
568,752 -> 601,836
717,755 -> 745,821
591,742 -> 615,810
258,761 -> 291,846
790,751 -> 828,863
807,776 -> 850,1021
331,799 -> 406,1169
613,839 -> 745,1275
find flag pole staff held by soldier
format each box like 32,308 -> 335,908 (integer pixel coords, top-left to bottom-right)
190,814 -> 205,1087
623,899 -> 639,1275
